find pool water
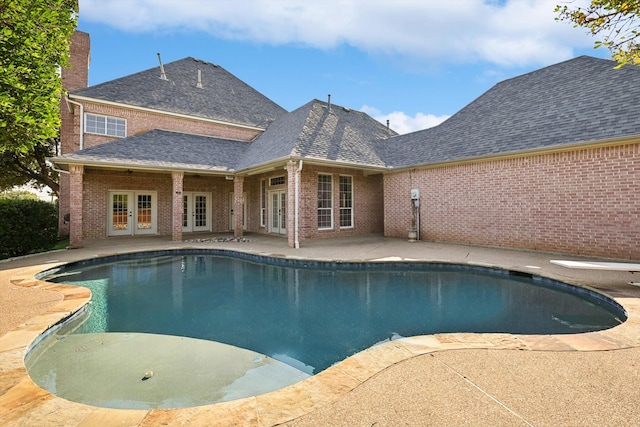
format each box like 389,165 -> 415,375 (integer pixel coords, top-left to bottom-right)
41,252 -> 625,374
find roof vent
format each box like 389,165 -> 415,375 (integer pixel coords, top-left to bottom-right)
327,94 -> 331,111
387,119 -> 390,130
157,53 -> 168,80
197,68 -> 203,88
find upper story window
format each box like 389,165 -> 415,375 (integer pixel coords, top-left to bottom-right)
85,113 -> 126,138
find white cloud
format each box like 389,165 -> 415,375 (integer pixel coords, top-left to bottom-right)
80,0 -> 597,68
361,106 -> 449,135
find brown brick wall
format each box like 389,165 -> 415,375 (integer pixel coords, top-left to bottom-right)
80,102 -> 262,149
82,170 -> 235,239
297,165 -> 384,241
384,143 -> 640,259
59,32 -> 90,236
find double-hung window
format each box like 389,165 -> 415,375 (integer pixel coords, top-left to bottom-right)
85,113 -> 126,137
317,174 -> 333,229
339,175 -> 353,228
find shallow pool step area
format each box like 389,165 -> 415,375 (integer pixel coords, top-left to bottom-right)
25,332 -> 310,409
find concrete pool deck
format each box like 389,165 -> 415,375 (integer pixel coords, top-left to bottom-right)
1,234 -> 640,426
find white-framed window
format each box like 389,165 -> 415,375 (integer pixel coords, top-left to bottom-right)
85,113 -> 126,137
270,176 -> 285,186
317,173 -> 333,230
260,179 -> 266,227
339,175 -> 353,228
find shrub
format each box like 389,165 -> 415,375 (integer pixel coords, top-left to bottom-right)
0,198 -> 58,259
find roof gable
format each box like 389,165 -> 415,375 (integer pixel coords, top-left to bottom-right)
72,57 -> 287,129
236,99 -> 397,170
383,56 -> 640,168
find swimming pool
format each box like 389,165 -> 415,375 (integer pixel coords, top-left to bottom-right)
27,250 -> 625,408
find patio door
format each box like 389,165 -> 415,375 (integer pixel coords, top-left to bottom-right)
229,192 -> 247,231
183,192 -> 211,232
108,191 -> 157,236
269,190 -> 286,235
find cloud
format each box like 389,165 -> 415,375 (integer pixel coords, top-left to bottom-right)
361,106 -> 449,135
80,0 -> 596,68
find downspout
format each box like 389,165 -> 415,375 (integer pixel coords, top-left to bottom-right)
65,97 -> 84,150
49,162 -> 70,174
294,160 -> 303,249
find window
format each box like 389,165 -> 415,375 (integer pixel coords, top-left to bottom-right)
339,175 -> 353,228
270,176 -> 285,186
317,174 -> 333,229
260,179 -> 266,227
85,113 -> 126,137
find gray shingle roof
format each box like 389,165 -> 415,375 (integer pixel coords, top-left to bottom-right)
235,99 -> 397,170
57,56 -> 640,174
382,56 -> 640,168
72,57 -> 287,128
53,129 -> 249,172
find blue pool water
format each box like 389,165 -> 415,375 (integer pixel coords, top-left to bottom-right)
43,251 -> 625,374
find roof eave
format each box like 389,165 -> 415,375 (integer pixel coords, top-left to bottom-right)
68,94 -> 267,132
386,134 -> 640,173
235,155 -> 388,176
49,157 -> 234,175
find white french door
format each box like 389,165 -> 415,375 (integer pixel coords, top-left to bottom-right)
229,192 -> 247,231
183,192 -> 211,232
269,190 -> 286,235
108,191 -> 157,236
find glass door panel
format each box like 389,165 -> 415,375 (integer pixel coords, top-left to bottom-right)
135,193 -> 156,234
194,194 -> 208,231
108,191 -> 156,236
137,194 -> 152,230
269,190 -> 286,235
183,192 -> 211,233
110,193 -> 131,236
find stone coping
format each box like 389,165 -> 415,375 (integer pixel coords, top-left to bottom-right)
1,248 -> 639,426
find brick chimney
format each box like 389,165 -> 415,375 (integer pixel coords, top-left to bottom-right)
62,31 -> 90,92
58,30 -> 90,238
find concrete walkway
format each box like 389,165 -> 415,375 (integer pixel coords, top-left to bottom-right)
2,234 -> 640,426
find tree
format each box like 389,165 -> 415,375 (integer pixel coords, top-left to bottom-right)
0,137 -> 59,196
556,1 -> 640,67
0,0 -> 78,153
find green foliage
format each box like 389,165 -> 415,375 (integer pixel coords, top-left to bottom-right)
556,1 -> 640,67
0,0 -> 78,153
0,198 -> 59,259
0,189 -> 39,200
0,138 -> 59,195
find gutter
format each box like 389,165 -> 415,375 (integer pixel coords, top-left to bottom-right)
385,134 -> 640,174
68,94 -> 267,133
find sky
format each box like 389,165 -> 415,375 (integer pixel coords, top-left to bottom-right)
75,0 -> 607,135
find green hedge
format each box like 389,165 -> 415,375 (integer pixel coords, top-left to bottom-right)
0,198 -> 58,259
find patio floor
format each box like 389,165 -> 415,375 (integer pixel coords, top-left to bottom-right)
1,233 -> 640,426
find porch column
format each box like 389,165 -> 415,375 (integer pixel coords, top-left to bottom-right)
286,161 -> 297,248
172,171 -> 184,242
69,165 -> 84,248
233,176 -> 244,238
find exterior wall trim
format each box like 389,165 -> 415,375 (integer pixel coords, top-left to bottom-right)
385,135 -> 640,174
69,94 -> 267,132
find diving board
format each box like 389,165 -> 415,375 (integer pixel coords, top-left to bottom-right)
550,260 -> 640,285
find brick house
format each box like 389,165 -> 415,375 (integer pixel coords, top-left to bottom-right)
53,32 -> 395,249
53,32 -> 640,259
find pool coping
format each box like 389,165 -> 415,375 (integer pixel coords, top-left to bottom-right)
2,243 -> 640,426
